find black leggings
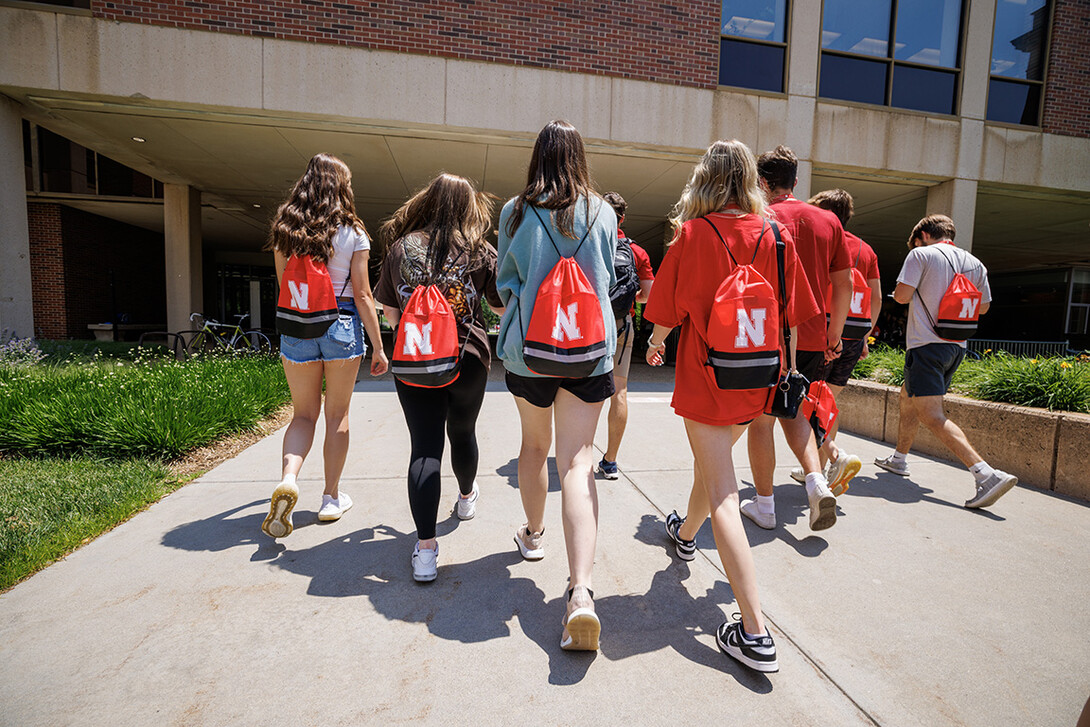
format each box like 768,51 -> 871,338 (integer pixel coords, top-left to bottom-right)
395,355 -> 488,540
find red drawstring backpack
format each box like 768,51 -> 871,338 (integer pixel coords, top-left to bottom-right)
827,237 -> 873,340
702,217 -> 783,391
802,380 -> 839,448
276,255 -> 343,339
392,283 -> 463,388
919,245 -> 982,341
522,204 -> 608,378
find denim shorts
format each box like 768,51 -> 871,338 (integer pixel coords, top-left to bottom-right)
280,299 -> 366,363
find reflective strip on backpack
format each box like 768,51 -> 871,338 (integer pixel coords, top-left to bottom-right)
275,308 -> 340,325
523,340 -> 608,364
391,357 -> 460,375
707,348 -> 781,391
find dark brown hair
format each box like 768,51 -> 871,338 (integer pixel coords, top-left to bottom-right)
602,191 -> 627,220
757,145 -> 798,192
808,188 -> 854,227
908,214 -> 957,249
505,120 -> 597,239
266,153 -> 365,263
380,173 -> 495,274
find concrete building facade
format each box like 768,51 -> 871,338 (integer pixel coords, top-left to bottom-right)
1,0 -> 1088,345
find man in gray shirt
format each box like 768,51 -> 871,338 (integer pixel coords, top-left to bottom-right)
874,214 -> 1017,509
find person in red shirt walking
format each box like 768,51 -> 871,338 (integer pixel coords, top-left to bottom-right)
643,139 -> 819,673
597,191 -> 655,480
742,146 -> 857,532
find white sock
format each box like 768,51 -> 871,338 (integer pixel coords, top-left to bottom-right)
891,451 -> 908,464
969,461 -> 994,483
281,473 -> 297,486
756,494 -> 776,516
804,472 -> 827,497
743,627 -> 765,641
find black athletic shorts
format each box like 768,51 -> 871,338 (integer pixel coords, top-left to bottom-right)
904,343 -> 965,397
795,349 -> 825,387
505,370 -> 616,408
819,338 -> 866,387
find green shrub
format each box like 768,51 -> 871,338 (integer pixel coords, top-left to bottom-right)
0,354 -> 290,459
968,355 -> 1090,413
851,344 -> 905,386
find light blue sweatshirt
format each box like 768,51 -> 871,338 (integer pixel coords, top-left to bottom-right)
496,195 -> 618,378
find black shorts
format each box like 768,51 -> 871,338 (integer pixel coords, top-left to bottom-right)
505,371 -> 616,408
819,338 -> 866,387
795,349 -> 825,386
904,343 -> 965,397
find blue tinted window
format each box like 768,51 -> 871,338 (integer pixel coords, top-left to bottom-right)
721,0 -> 788,43
719,38 -> 785,92
891,66 -> 957,114
820,55 -> 888,105
992,0 -> 1049,80
822,0 -> 891,57
894,0 -> 962,67
987,78 -> 1042,124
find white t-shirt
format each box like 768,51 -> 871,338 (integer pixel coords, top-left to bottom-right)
897,242 -> 992,350
326,225 -> 370,299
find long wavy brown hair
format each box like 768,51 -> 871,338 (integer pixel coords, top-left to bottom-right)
266,153 -> 365,263
380,173 -> 495,275
505,120 -> 597,239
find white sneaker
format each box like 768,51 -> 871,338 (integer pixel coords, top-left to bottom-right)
261,480 -> 299,538
514,525 -> 545,560
740,498 -> 776,530
874,454 -> 910,477
965,471 -> 1018,509
825,452 -> 862,496
807,480 -> 838,531
412,542 -> 438,582
789,467 -> 806,484
318,492 -> 353,522
456,481 -> 479,520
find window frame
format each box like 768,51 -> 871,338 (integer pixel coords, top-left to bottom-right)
717,1 -> 791,95
817,0 -> 969,116
985,0 -> 1054,128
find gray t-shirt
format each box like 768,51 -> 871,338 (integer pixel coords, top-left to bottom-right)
897,242 -> 992,350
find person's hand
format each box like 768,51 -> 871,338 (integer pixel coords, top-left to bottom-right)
370,350 -> 389,376
645,338 -> 667,367
824,332 -> 843,363
861,337 -> 872,360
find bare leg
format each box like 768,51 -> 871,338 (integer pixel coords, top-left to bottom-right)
604,374 -> 628,463
818,383 -> 845,468
912,395 -> 984,467
685,419 -> 766,636
320,357 -> 363,498
553,389 -> 605,590
514,396 -> 553,534
280,359 -> 324,478
747,414 -> 778,498
679,423 -> 747,541
896,385 -> 921,454
779,414 -> 823,475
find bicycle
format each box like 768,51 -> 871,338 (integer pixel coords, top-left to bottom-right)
180,313 -> 273,356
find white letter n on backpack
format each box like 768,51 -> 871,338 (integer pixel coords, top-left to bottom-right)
735,308 -> 767,348
552,303 -> 582,342
402,322 -> 434,356
288,281 -> 309,310
960,298 -> 979,319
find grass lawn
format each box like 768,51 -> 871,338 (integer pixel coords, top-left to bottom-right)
0,457 -> 175,591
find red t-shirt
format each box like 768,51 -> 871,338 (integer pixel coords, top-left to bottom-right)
769,194 -> 851,351
644,210 -> 820,426
846,231 -> 879,280
620,233 -> 655,316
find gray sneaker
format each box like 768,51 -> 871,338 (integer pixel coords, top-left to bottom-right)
965,471 -> 1018,509
826,453 -> 862,496
874,454 -> 910,477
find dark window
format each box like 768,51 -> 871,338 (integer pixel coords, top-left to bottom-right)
819,0 -> 965,114
26,123 -> 160,200
719,39 -> 786,93
987,0 -> 1050,126
23,120 -> 33,191
38,127 -> 94,194
97,155 -> 157,198
718,0 -> 788,93
20,1 -> 90,7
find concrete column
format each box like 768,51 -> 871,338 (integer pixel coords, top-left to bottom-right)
786,0 -> 822,98
794,159 -> 813,202
960,0 -> 997,121
164,184 -> 202,334
0,95 -> 34,339
926,178 -> 979,250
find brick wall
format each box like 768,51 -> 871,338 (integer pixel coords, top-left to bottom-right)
1042,0 -> 1090,138
92,0 -> 721,89
27,202 -> 167,339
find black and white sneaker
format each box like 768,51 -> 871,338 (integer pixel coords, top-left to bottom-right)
664,510 -> 696,561
716,619 -> 779,673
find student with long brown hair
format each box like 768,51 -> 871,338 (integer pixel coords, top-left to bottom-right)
375,173 -> 504,582
644,139 -> 818,672
262,153 -> 388,539
496,120 -> 617,650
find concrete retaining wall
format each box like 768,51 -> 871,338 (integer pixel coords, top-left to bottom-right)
839,380 -> 1090,502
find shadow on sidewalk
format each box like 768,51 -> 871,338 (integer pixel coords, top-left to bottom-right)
497,457 -> 561,492
842,472 -> 1005,521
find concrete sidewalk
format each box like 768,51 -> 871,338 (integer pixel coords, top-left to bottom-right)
1,365 -> 1088,726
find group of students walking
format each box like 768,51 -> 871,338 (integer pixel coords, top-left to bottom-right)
259,120 -> 1016,674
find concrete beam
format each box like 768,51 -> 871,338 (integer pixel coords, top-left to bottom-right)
0,95 -> 35,338
926,178 -> 978,250
164,184 -> 202,334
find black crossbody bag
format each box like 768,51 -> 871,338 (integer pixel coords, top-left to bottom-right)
764,222 -> 810,419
